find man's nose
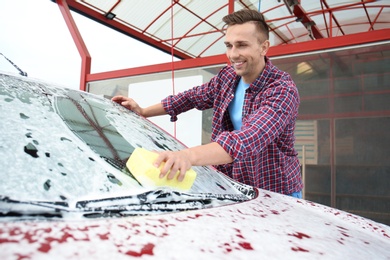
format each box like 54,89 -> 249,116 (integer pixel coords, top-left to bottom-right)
229,46 -> 239,58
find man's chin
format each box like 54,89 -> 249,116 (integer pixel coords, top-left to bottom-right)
233,65 -> 243,74
233,68 -> 244,75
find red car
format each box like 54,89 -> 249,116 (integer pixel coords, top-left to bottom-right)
0,72 -> 389,259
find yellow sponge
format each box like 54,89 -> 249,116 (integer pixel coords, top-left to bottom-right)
126,147 -> 197,191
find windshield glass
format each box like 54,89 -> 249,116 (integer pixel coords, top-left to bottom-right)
0,73 -> 255,218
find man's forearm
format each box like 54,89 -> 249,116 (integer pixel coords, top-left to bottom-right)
186,142 -> 233,166
142,103 -> 167,118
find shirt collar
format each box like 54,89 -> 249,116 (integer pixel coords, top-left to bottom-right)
249,56 -> 272,92
228,56 -> 272,92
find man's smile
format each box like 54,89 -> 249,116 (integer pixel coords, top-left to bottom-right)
233,61 -> 245,69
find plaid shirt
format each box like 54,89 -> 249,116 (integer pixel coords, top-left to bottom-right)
162,58 -> 303,194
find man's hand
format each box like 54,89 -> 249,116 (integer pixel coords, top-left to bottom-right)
111,95 -> 143,115
154,150 -> 192,182
112,96 -> 166,118
153,143 -> 233,182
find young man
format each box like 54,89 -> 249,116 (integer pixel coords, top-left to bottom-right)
112,9 -> 303,198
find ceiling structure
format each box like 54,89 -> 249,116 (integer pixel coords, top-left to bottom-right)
59,0 -> 390,60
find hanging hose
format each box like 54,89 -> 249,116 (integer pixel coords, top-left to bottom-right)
0,52 -> 27,77
170,1 -> 176,138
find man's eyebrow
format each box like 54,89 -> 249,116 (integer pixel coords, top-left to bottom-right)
224,40 -> 248,44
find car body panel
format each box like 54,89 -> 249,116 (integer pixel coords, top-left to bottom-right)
1,190 -> 389,259
0,73 -> 389,259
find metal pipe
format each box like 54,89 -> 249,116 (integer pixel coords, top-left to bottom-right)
302,145 -> 306,199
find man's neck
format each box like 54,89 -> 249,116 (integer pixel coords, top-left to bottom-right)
242,59 -> 266,84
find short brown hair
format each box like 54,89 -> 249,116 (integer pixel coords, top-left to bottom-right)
223,9 -> 269,40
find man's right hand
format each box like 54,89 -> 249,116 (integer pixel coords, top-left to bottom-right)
111,95 -> 144,116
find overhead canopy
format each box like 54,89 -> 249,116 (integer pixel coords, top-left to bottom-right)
60,0 -> 390,60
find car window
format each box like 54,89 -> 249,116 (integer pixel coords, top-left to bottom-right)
0,73 -> 255,218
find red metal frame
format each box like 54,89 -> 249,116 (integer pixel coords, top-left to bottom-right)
56,0 -> 91,91
66,0 -> 192,59
56,0 -> 390,92
86,28 -> 390,83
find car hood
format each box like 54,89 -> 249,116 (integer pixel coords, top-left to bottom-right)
0,189 -> 389,259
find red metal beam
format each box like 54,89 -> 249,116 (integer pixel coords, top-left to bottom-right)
86,28 -> 390,82
228,0 -> 234,13
142,4 -> 173,34
268,28 -> 390,57
56,0 -> 91,91
298,110 -> 390,120
87,54 -> 228,82
368,6 -> 384,31
321,0 -> 343,37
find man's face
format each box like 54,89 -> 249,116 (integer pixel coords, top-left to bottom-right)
224,22 -> 266,83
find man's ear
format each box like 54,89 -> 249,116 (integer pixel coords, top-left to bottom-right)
261,40 -> 270,56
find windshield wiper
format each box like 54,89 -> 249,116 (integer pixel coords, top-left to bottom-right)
0,53 -> 28,77
0,196 -> 69,219
76,189 -> 249,217
0,189 -> 250,219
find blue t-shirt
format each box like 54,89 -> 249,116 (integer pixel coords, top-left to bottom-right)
228,78 -> 250,130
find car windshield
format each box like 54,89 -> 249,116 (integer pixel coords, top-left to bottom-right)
0,73 -> 255,220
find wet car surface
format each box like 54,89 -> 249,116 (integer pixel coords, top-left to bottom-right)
0,72 -> 389,259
